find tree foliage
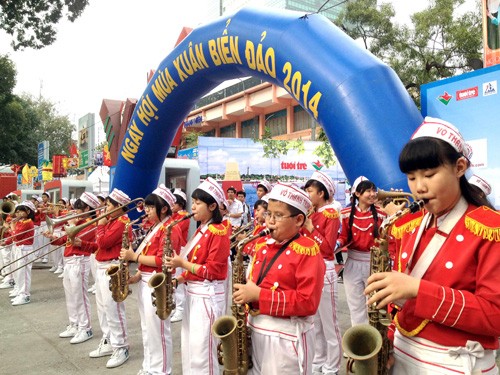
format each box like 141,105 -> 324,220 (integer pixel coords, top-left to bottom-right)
0,0 -> 89,50
336,0 -> 482,102
0,54 -> 74,165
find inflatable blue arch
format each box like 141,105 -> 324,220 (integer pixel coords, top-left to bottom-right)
112,6 -> 423,199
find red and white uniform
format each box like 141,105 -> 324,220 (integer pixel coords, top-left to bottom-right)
52,218 -> 97,333
0,219 -> 14,285
181,222 -> 230,375
171,211 -> 191,318
50,209 -> 68,269
391,198 -> 500,374
136,217 -> 184,375
338,205 -> 386,325
94,215 -> 131,350
303,205 -> 343,375
6,219 -> 34,298
247,234 -> 325,375
172,210 -> 191,243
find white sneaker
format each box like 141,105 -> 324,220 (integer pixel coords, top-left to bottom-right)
137,370 -> 152,375
89,338 -> 113,358
70,328 -> 93,344
0,279 -> 15,289
42,258 -> 48,263
8,289 -> 18,297
59,325 -> 78,338
49,266 -> 57,272
87,285 -> 96,293
106,347 -> 129,368
170,310 -> 183,322
12,295 -> 30,306
58,272 -> 64,279
54,266 -> 64,274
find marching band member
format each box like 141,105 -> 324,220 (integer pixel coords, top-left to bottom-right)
233,183 -> 326,374
303,171 -> 343,375
121,184 -> 184,375
170,187 -> 190,323
89,188 -> 132,369
88,193 -> 107,294
5,201 -> 36,305
242,199 -> 268,263
468,174 -> 493,201
0,212 -> 15,289
366,117 -> 500,374
39,192 -> 51,264
256,179 -> 272,200
45,192 -> 99,344
166,177 -> 230,375
51,198 -> 69,275
337,176 -> 386,326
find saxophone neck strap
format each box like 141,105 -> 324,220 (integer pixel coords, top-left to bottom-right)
135,216 -> 169,255
256,233 -> 299,286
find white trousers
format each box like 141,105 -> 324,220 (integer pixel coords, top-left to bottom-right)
13,244 -> 33,297
36,222 -> 50,259
393,330 -> 499,375
95,261 -> 129,349
89,253 -> 97,285
138,272 -> 173,375
312,261 -> 343,375
49,228 -> 64,267
1,244 -> 14,282
62,256 -> 92,330
181,280 -> 226,375
174,267 -> 185,313
343,250 -> 370,326
249,314 -> 315,375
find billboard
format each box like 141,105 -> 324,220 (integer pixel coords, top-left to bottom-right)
37,141 -> 49,180
78,113 -> 95,168
421,64 -> 500,207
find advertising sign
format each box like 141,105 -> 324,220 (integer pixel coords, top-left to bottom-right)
37,141 -> 49,180
421,64 -> 500,207
483,0 -> 500,67
78,113 -> 95,168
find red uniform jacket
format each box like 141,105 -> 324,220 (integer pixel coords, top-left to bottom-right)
95,215 -> 131,262
183,222 -> 230,282
172,210 -> 191,243
338,205 -> 386,252
138,217 -> 185,273
52,218 -> 98,257
302,204 -> 340,261
243,223 -> 267,257
6,219 -> 34,246
249,235 -> 325,317
393,203 -> 500,350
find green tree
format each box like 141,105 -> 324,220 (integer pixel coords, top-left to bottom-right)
0,0 -> 90,50
336,0 -> 482,103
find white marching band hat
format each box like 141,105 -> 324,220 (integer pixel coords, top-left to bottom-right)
18,200 -> 36,212
108,188 -> 131,206
197,177 -> 226,207
268,182 -> 312,215
257,179 -> 272,193
80,192 -> 100,209
153,184 -> 176,208
310,171 -> 336,198
468,174 -> 492,196
351,175 -> 368,194
411,117 -> 472,159
173,188 -> 187,203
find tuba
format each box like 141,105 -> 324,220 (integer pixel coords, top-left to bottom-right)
343,197 -> 425,375
107,214 -> 145,302
149,213 -> 194,320
212,228 -> 270,375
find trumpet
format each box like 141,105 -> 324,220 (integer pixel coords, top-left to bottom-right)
230,222 -> 253,242
376,189 -> 415,207
1,201 -> 16,216
0,198 -> 143,276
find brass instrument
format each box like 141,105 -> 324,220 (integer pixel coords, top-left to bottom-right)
107,213 -> 145,303
149,213 -> 194,320
377,189 -> 414,207
212,228 -> 270,375
229,222 -> 253,242
1,201 -> 16,216
343,198 -> 425,375
1,199 -> 143,277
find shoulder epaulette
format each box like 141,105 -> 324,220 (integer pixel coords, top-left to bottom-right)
465,206 -> 500,242
208,223 -> 229,236
290,236 -> 320,256
21,219 -> 32,224
254,240 -> 267,253
390,211 -> 424,239
322,208 -> 339,220
118,216 -> 130,225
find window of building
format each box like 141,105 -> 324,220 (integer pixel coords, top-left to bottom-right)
204,129 -> 216,137
220,123 -> 236,138
266,109 -> 287,137
294,105 -> 316,132
242,117 -> 259,138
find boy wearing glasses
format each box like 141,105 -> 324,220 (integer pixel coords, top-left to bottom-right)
233,183 -> 325,374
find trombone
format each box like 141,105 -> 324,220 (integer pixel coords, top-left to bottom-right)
1,201 -> 16,216
0,198 -> 144,276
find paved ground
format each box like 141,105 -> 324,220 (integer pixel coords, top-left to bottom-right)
0,263 -> 498,374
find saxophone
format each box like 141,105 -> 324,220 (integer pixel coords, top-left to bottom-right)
343,199 -> 424,375
107,215 -> 144,303
149,213 -> 194,320
212,228 -> 270,375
